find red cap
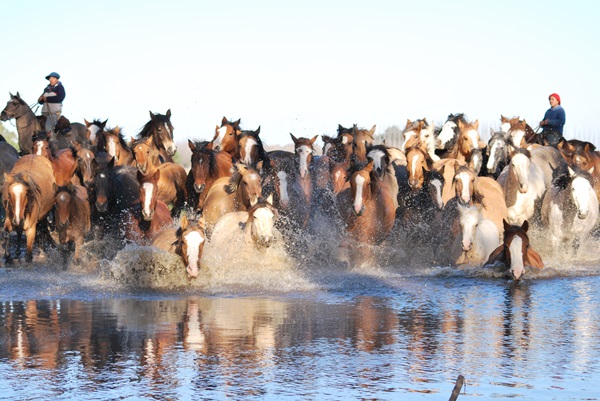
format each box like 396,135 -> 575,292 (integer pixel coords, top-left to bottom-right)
549,93 -> 561,104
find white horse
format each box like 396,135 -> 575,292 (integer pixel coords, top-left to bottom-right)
453,203 -> 500,267
497,148 -> 546,226
541,167 -> 599,253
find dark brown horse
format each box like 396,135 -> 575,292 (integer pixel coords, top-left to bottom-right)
84,118 -> 108,147
54,183 -> 91,262
3,155 -> 56,262
1,92 -> 41,155
485,219 -> 544,280
151,215 -> 206,278
284,134 -> 318,230
238,126 -> 270,169
0,133 -> 19,191
185,140 -> 233,211
72,141 -> 97,188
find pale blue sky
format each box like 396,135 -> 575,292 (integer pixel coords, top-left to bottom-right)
2,0 -> 599,146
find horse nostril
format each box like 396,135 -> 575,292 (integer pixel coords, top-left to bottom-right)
194,184 -> 205,193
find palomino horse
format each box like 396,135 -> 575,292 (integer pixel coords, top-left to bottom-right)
1,92 -> 42,154
541,167 -> 599,253
238,126 -> 270,169
31,131 -> 78,186
497,148 -> 547,226
151,215 -> 206,278
453,203 -> 500,267
210,196 -> 279,250
3,155 -> 56,262
54,183 -> 91,262
185,140 -> 233,211
135,110 -> 177,162
208,117 -> 241,159
84,118 -> 108,147
485,220 -> 544,280
97,126 -> 133,166
121,169 -> 173,244
453,165 -> 508,234
202,163 -> 263,233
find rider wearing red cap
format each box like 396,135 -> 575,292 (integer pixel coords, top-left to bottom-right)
539,93 -> 565,146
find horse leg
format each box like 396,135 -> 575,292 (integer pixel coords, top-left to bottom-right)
3,230 -> 14,264
25,226 -> 36,263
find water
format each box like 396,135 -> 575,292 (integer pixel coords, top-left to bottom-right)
1,227 -> 600,400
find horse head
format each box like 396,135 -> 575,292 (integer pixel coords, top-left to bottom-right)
92,156 -> 115,213
453,165 -> 477,205
351,124 -> 376,164
1,92 -> 27,121
138,169 -> 160,221
210,117 -> 240,154
131,137 -> 154,175
366,144 -> 391,179
291,134 -> 317,178
405,146 -> 432,191
2,172 -> 38,229
176,215 -> 206,278
148,110 -> 176,156
427,168 -> 445,210
509,148 -> 533,193
226,163 -> 262,208
458,203 -> 482,252
84,118 -> 107,145
486,219 -> 544,280
435,113 -> 465,150
564,166 -> 595,220
245,195 -> 277,249
486,131 -> 509,176
31,131 -> 51,157
54,183 -> 76,230
349,160 -> 374,216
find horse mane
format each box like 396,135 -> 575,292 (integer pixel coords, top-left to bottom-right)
221,117 -> 241,129
512,147 -> 532,159
239,128 -> 270,168
553,166 -> 593,191
337,124 -> 354,138
225,164 -> 257,195
0,133 -> 5,142
190,140 -> 224,178
136,114 -> 171,140
103,127 -> 131,153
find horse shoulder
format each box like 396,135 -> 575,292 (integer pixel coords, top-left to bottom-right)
151,229 -> 178,252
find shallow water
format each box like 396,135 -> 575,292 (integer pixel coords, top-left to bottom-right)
1,228 -> 600,400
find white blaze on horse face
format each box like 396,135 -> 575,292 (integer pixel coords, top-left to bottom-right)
252,207 -> 275,246
437,121 -> 457,148
401,130 -> 416,151
163,122 -> 177,154
510,129 -> 525,148
277,171 -> 289,207
410,154 -> 420,182
431,179 -> 444,209
487,140 -> 502,170
456,171 -> 472,204
88,125 -> 101,142
34,141 -> 45,156
511,153 -> 530,193
368,149 -> 385,173
11,184 -> 25,226
466,129 -> 479,150
341,135 -> 349,144
142,182 -> 154,218
353,174 -> 366,214
459,206 -> 478,251
500,122 -> 511,133
212,126 -> 228,150
297,145 -> 312,178
184,231 -> 204,278
323,142 -> 332,156
242,137 -> 257,165
508,235 -> 525,280
572,176 -> 592,219
107,136 -> 117,158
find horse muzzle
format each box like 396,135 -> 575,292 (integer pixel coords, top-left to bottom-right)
167,145 -> 177,156
256,235 -> 274,248
0,111 -> 10,121
578,211 -> 588,219
142,210 -> 154,221
95,201 -> 108,213
187,263 -> 200,278
194,183 -> 205,193
354,205 -> 366,216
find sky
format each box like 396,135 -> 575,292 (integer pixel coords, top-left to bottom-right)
2,0 -> 599,148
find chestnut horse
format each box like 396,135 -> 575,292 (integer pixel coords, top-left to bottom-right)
151,215 -> 206,278
97,126 -> 133,166
84,118 -> 107,147
185,140 -> 233,212
208,117 -> 241,159
202,163 -> 263,233
135,110 -> 177,162
485,220 -> 544,280
558,139 -> 600,201
54,183 -> 91,262
238,126 -> 270,169
285,134 -> 318,230
351,124 -> 376,164
3,155 -> 56,262
31,131 -> 78,186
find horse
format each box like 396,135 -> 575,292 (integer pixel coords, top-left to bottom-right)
208,117 -> 241,159
54,183 -> 91,262
400,118 -> 438,161
321,133 -> 353,167
0,134 -> 19,191
434,113 -> 467,157
84,118 -> 107,147
135,110 -> 177,162
503,116 -> 540,147
351,124 -> 376,164
210,196 -> 279,250
121,169 -> 173,244
444,119 -> 486,163
97,126 -> 133,166
1,92 -> 42,155
130,136 -> 161,175
453,165 -> 508,234
485,129 -> 511,179
558,139 -> 600,201
265,150 -> 295,211
238,126 -> 270,169
185,140 -> 233,212
497,147 -> 547,226
151,215 -> 206,278
202,163 -> 263,233
453,203 -> 500,267
2,155 -> 56,262
31,131 -> 78,186
72,141 -> 97,188
541,167 -> 599,254
485,220 -> 544,280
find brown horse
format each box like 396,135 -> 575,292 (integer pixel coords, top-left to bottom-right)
503,116 -> 540,147
485,219 -> 544,280
135,110 -> 177,162
238,126 -> 269,169
72,141 -> 97,188
208,117 -> 241,159
130,136 -> 161,175
121,169 -> 173,244
54,183 -> 91,262
185,140 -> 233,211
558,139 -> 600,201
151,215 -> 206,278
3,155 -> 56,262
97,126 -> 133,166
0,92 -> 42,155
447,119 -> 486,163
84,118 -> 108,147
351,124 -> 376,164
284,134 -> 318,229
31,131 -> 78,186
202,163 -> 263,233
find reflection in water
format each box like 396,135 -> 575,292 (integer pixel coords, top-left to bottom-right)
0,276 -> 600,399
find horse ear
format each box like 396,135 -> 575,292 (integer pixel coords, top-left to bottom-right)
365,160 -> 375,172
153,168 -> 161,181
102,119 -> 108,127
266,193 -> 274,205
485,244 -> 505,266
52,182 -> 58,193
84,119 -> 91,126
180,214 -> 189,230
473,120 -> 479,130
310,135 -> 318,145
233,119 -> 241,129
525,246 -> 544,269
236,162 -> 248,175
567,166 -> 575,177
188,139 -> 196,151
290,133 -> 299,144
369,125 -> 376,136
67,182 -> 74,191
256,160 -> 263,171
255,126 -> 261,135
16,91 -> 20,98
221,116 -> 228,126
149,111 -> 156,120
114,126 -> 120,135
477,140 -> 486,150
589,166 -> 595,174
503,219 -> 511,231
108,156 -> 115,169
166,109 -> 171,119
521,220 -> 529,232
406,119 -> 413,128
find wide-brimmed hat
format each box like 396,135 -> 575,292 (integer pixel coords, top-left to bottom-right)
45,72 -> 60,80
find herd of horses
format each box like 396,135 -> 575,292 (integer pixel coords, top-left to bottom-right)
1,92 -> 600,281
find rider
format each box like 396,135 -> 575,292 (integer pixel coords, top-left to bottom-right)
539,93 -> 565,146
38,72 -> 66,133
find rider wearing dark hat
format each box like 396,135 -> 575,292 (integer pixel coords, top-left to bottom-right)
38,71 -> 66,133
539,93 -> 565,147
